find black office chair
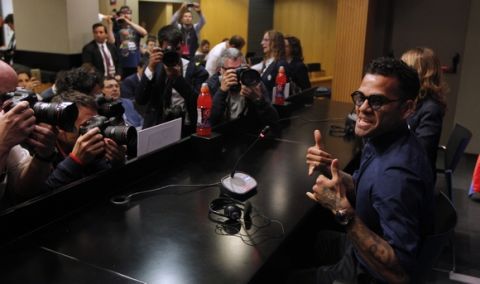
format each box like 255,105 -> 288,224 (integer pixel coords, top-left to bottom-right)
306,62 -> 321,73
437,123 -> 472,202
417,192 -> 457,282
434,123 -> 471,274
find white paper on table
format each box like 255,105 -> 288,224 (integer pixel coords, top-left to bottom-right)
136,118 -> 182,157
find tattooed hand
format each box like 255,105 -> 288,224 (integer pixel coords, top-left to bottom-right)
306,159 -> 352,213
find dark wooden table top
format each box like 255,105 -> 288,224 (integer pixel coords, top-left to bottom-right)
0,99 -> 357,284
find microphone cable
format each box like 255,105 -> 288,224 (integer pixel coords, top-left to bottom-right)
212,204 -> 286,246
110,181 -> 221,205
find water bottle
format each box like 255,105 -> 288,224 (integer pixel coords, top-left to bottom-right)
196,83 -> 212,137
275,66 -> 287,105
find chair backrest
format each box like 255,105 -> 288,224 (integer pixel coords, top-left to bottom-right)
306,63 -> 321,73
444,123 -> 472,173
416,192 -> 457,281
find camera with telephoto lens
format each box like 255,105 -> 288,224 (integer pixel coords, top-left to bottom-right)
229,66 -> 262,92
1,89 -> 78,132
159,46 -> 181,67
96,96 -> 125,118
79,115 -> 137,150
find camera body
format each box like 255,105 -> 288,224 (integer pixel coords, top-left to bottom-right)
116,18 -> 126,25
79,115 -> 137,149
1,89 -> 78,132
229,67 -> 262,92
160,46 -> 181,67
96,96 -> 125,118
163,104 -> 184,121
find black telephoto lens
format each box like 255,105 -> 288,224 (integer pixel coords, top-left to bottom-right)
104,125 -> 137,150
33,102 -> 79,132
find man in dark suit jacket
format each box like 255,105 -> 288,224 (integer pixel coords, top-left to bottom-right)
135,24 -> 208,136
82,23 -> 121,79
121,57 -> 146,100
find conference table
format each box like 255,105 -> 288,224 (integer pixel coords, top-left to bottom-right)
0,99 -> 357,283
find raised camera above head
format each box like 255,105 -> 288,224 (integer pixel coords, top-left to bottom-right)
79,115 -> 137,150
229,66 -> 262,92
0,89 -> 78,132
96,96 -> 125,118
162,46 -> 181,67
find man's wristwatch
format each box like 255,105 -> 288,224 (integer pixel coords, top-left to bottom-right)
334,208 -> 354,226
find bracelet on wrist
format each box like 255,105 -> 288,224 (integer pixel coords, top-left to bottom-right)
69,152 -> 85,166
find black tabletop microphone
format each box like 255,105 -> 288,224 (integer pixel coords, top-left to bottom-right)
221,125 -> 270,195
230,125 -> 270,178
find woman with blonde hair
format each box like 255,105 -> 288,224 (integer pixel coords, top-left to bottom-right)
252,30 -> 290,97
401,47 -> 448,171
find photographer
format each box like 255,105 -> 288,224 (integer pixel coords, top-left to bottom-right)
171,2 -> 206,59
206,48 -> 279,135
102,77 -> 143,129
0,61 -> 57,202
135,24 -> 208,135
114,6 -> 147,79
46,91 -> 126,189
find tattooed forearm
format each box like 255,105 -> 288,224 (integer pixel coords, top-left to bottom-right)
348,217 -> 409,283
321,187 -> 337,210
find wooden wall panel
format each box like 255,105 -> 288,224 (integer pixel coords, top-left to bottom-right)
332,0 -> 369,102
273,0 -> 337,77
200,0 -> 249,52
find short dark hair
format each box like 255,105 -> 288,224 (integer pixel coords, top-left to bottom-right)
118,5 -> 131,14
4,14 -> 13,25
365,57 -> 420,101
52,90 -> 98,110
92,22 -> 106,32
56,65 -> 102,96
157,25 -> 183,47
16,69 -> 31,78
228,35 -> 245,50
146,35 -> 157,44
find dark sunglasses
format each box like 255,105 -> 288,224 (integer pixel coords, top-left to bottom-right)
351,91 -> 401,111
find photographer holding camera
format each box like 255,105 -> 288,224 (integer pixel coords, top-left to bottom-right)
135,24 -> 208,135
46,91 -> 126,189
171,2 -> 206,59
0,61 -> 57,202
206,48 -> 279,135
114,5 -> 147,79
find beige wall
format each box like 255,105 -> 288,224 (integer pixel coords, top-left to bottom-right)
456,1 -> 480,153
14,0 -> 98,54
391,0 -> 472,149
99,0 -> 126,15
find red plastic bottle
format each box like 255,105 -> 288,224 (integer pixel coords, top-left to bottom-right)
275,66 -> 287,105
196,83 -> 212,137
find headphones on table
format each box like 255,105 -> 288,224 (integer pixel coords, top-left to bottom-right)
208,197 -> 252,234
